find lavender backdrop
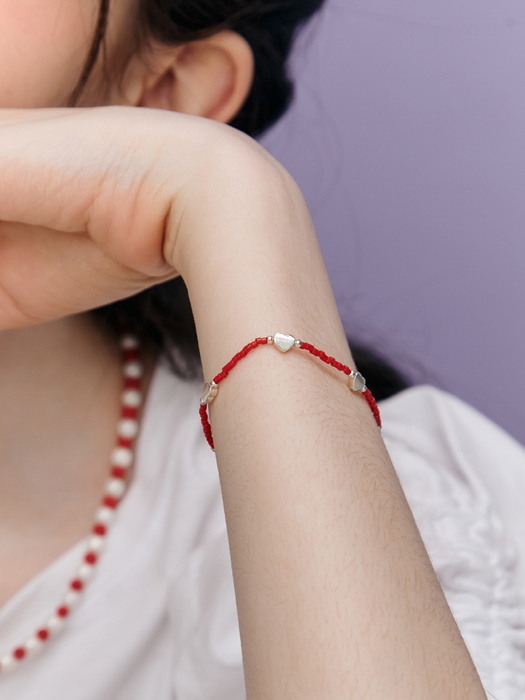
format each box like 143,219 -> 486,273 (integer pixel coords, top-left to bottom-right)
260,0 -> 525,444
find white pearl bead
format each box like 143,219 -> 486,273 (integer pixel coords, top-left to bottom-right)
77,564 -> 95,581
47,615 -> 64,632
118,419 -> 139,439
111,447 -> 133,467
25,637 -> 42,653
105,479 -> 126,498
121,335 -> 139,350
0,654 -> 14,669
95,506 -> 115,525
122,389 -> 142,407
64,591 -> 81,607
87,535 -> 105,552
123,361 -> 143,378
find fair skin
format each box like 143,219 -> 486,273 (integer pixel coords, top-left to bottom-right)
0,1 -> 486,697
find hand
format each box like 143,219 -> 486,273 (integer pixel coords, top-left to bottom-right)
0,105 -> 264,329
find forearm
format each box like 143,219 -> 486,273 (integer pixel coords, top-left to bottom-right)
175,142 -> 485,698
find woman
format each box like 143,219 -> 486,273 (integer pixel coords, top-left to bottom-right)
0,0 -> 520,697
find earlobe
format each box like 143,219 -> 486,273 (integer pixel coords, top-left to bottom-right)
131,31 -> 255,124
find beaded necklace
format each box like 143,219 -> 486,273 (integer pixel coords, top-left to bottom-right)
0,334 -> 143,673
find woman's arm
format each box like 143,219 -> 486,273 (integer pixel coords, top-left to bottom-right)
0,106 -> 485,698
174,136 -> 486,699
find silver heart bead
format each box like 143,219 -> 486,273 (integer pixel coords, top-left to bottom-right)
273,333 -> 296,353
200,381 -> 218,405
349,371 -> 366,392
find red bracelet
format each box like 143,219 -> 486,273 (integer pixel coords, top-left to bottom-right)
199,332 -> 382,451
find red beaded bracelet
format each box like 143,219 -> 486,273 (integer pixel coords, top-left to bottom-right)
199,332 -> 382,451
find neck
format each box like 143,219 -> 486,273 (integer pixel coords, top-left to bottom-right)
0,315 -> 122,445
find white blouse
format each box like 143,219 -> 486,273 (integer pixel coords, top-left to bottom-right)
0,358 -> 524,699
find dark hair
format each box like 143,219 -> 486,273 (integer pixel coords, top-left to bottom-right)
69,0 -> 411,399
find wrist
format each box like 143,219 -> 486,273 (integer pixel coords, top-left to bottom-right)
164,126 -> 301,280
164,137 -> 344,376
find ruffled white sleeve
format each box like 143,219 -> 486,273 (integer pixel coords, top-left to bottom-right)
380,385 -> 525,699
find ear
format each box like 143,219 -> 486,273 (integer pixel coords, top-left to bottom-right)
121,30 -> 255,124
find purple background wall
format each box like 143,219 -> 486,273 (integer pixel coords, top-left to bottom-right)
259,0 -> 525,444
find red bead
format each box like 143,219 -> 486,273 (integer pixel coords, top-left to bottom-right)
111,466 -> 126,479
121,406 -> 138,419
37,629 -> 50,641
122,349 -> 139,362
103,495 -> 118,509
57,606 -> 70,618
85,552 -> 98,565
199,404 -> 214,450
124,377 -> 140,389
117,436 -> 133,448
13,648 -> 26,660
93,523 -> 107,536
70,579 -> 84,591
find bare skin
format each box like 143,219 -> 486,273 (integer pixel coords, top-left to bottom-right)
0,1 -> 486,697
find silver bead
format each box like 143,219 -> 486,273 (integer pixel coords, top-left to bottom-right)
200,381 -> 218,405
349,371 -> 367,393
273,332 -> 296,353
